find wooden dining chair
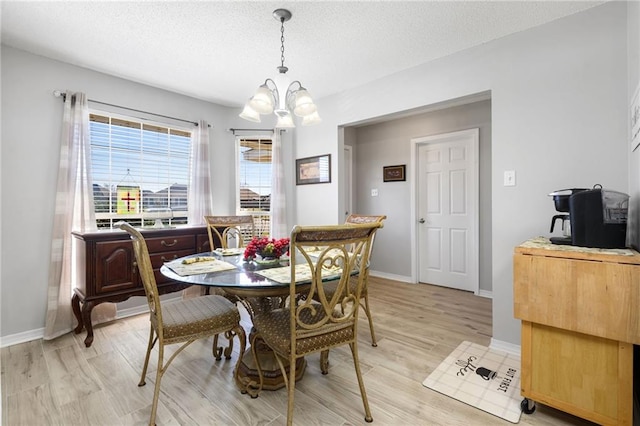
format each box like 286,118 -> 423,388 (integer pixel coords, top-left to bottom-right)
117,222 -> 246,426
321,214 -> 386,346
250,222 -> 382,425
204,215 -> 256,251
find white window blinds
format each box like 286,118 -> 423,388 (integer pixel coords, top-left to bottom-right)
89,113 -> 192,229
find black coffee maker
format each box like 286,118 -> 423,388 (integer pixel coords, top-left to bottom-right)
548,185 -> 629,248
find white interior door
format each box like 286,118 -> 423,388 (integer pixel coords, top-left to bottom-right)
416,129 -> 478,293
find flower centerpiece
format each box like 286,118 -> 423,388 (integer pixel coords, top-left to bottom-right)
243,237 -> 290,262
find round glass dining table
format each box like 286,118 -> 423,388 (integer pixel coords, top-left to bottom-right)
160,251 -> 309,300
160,251 -> 308,393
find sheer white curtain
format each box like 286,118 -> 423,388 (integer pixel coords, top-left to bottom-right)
44,91 -> 104,339
183,120 -> 213,298
187,120 -> 213,225
270,130 -> 287,238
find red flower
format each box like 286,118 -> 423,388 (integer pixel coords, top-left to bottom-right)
244,237 -> 290,261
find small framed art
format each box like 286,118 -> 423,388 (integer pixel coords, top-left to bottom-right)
383,165 -> 406,182
296,154 -> 331,185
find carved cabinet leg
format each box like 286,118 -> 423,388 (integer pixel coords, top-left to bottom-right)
72,293 -> 84,334
81,301 -> 95,347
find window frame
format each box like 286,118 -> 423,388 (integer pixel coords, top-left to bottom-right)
235,134 -> 273,236
89,109 -> 193,229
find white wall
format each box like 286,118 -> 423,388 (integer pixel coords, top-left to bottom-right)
0,46 -> 238,337
296,2 -> 629,345
351,100 -> 492,292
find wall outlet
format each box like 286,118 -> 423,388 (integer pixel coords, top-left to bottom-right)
504,170 -> 516,187
371,188 -> 379,197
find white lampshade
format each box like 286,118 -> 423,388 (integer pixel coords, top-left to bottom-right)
293,89 -> 317,117
249,84 -> 275,114
275,111 -> 296,128
301,110 -> 322,126
239,102 -> 261,122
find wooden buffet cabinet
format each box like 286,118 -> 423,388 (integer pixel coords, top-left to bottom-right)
72,225 -> 211,347
514,237 -> 640,425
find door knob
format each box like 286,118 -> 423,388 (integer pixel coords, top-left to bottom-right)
419,218 -> 425,224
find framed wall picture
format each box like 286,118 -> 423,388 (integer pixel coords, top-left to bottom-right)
296,154 -> 331,185
383,165 -> 406,182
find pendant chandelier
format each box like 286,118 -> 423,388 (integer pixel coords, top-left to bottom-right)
239,9 -> 321,128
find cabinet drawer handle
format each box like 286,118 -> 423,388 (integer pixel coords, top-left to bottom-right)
161,239 -> 178,247
161,255 -> 178,262
132,261 -> 138,275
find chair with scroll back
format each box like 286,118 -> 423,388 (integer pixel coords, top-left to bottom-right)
204,215 -> 256,251
320,214 -> 386,347
250,222 -> 382,425
117,222 -> 246,426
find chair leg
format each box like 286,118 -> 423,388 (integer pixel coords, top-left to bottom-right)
285,353 -> 297,426
320,350 -> 329,374
149,342 -> 165,426
223,330 -> 235,359
232,325 -> 247,386
349,341 -> 373,423
362,292 -> 377,347
139,326 -> 156,386
212,334 -> 223,360
245,332 -> 264,398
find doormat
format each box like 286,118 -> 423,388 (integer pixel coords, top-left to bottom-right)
422,341 -> 522,423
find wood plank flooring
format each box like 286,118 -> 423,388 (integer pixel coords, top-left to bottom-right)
2,277 -> 596,425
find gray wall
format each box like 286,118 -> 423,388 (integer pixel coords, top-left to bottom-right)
348,100 -> 492,294
0,46 -> 238,337
0,46 -> 295,342
295,2 -> 630,347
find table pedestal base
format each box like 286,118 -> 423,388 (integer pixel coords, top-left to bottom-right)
236,348 -> 306,392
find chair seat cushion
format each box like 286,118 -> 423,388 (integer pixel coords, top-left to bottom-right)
253,306 -> 354,357
158,295 -> 240,343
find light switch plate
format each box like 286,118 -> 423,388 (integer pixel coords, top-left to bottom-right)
504,170 -> 516,186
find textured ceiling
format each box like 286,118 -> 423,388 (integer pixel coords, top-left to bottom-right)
1,1 -> 605,108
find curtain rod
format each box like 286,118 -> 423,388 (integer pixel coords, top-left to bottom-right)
227,128 -> 275,134
53,90 -> 210,127
227,127 -> 287,135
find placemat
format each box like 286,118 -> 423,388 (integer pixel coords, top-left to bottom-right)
213,247 -> 245,256
254,263 -> 342,284
165,257 -> 237,276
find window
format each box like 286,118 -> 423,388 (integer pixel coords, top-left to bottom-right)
237,137 -> 272,236
89,113 -> 192,229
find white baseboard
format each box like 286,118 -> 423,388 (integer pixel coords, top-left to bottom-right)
489,338 -> 521,357
0,296 -> 184,349
1,327 -> 45,348
368,270 -> 413,283
477,289 -> 492,299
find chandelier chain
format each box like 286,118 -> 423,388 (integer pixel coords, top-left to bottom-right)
280,19 -> 286,69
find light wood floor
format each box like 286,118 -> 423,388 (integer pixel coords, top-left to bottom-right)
2,277 -> 596,425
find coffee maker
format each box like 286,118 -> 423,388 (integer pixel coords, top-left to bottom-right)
548,185 -> 629,248
548,188 -> 588,245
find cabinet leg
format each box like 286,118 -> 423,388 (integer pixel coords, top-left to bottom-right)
81,301 -> 95,347
72,293 -> 84,333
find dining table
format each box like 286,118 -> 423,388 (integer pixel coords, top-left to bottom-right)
160,248 -> 333,394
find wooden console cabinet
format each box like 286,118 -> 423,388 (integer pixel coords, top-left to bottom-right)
72,225 -> 211,347
514,237 -> 640,425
